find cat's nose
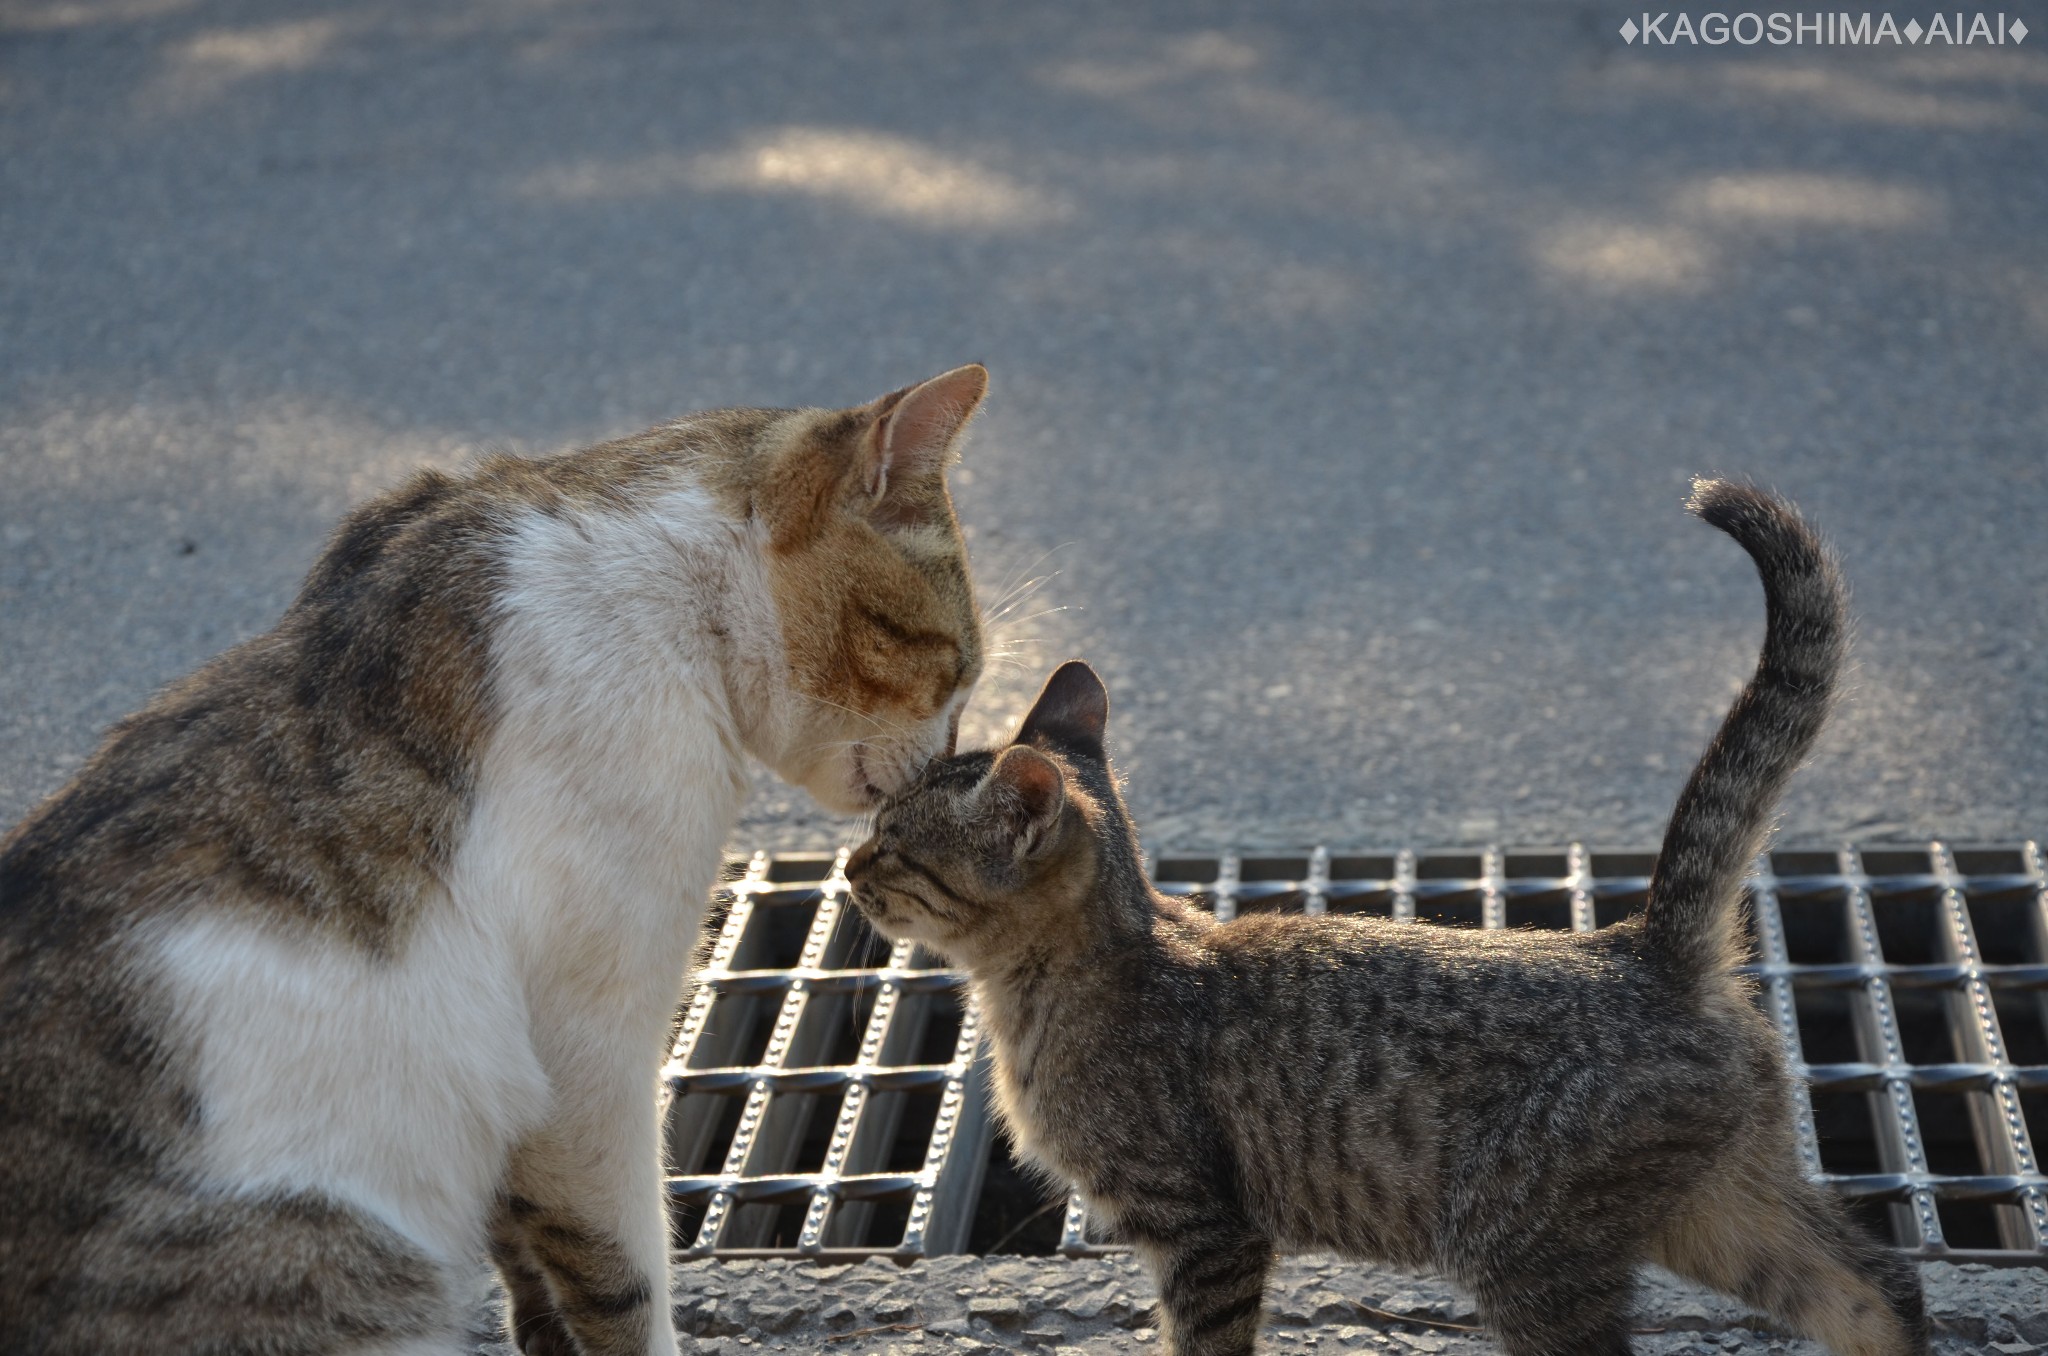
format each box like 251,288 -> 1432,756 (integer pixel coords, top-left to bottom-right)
844,841 -> 877,883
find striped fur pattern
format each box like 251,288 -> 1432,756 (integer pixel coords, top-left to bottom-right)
0,366 -> 989,1355
848,485 -> 1925,1356
1647,481 -> 1850,983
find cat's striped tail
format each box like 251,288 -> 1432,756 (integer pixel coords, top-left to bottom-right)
1644,479 -> 1848,984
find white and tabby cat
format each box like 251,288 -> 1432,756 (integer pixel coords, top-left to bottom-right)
0,365 -> 990,1356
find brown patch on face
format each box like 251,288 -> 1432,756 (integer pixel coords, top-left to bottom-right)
757,408 -> 872,556
747,369 -> 987,733
771,549 -> 971,719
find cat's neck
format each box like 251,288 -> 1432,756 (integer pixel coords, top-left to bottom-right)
968,945 -> 1080,1063
444,479 -> 775,942
966,883 -> 1159,1055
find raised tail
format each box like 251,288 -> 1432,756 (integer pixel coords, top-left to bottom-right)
1644,480 -> 1849,982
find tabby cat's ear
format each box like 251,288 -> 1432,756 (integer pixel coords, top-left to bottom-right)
1014,660 -> 1108,758
859,364 -> 987,528
981,745 -> 1066,857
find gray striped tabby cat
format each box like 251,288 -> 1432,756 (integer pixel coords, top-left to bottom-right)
846,482 -> 1926,1356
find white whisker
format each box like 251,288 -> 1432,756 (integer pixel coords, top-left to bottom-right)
989,605 -> 1068,632
798,690 -> 920,739
977,543 -> 1072,626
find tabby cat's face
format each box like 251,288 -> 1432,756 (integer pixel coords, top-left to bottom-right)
743,366 -> 989,813
845,661 -> 1110,963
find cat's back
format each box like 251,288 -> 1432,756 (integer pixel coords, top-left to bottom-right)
1197,909 -> 1773,1095
4,464 -> 511,937
0,418 -> 755,944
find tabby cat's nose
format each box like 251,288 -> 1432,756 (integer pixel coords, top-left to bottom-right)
844,841 -> 877,882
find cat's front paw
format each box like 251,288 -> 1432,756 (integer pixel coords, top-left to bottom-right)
508,1301 -> 579,1356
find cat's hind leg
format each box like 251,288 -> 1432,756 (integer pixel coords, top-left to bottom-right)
48,1182 -> 462,1356
1652,1152 -> 1928,1356
1468,1247 -> 1638,1356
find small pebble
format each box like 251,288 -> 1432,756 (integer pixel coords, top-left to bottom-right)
969,1297 -> 1024,1326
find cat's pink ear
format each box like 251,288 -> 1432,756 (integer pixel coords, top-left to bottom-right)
860,364 -> 988,519
983,745 -> 1066,857
1015,660 -> 1108,757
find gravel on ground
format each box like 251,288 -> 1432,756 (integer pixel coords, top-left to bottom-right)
465,1254 -> 2043,1355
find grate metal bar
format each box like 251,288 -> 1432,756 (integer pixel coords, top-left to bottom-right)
1392,848 -> 1417,922
660,840 -> 2048,1264
1479,847 -> 1506,931
688,852 -> 849,1254
661,853 -> 766,1181
799,933 -> 917,1252
1211,851 -> 1241,923
899,995 -> 991,1256
1838,845 -> 1943,1251
1566,842 -> 1597,935
2028,841 -> 2048,1247
1931,843 -> 2048,1250
784,851 -> 865,1256
1304,846 -> 1330,918
1751,856 -> 1824,1175
1058,1194 -> 1092,1258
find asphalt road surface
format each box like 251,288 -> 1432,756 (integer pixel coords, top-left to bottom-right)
4,1 -> 2044,853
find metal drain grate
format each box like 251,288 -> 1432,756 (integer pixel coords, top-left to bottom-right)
663,851 -> 991,1260
661,841 -> 2048,1265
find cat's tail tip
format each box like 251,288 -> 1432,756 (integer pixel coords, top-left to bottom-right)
1686,475 -> 1746,516
1684,478 -> 1841,593
1679,481 -> 1843,602
1688,476 -> 1793,533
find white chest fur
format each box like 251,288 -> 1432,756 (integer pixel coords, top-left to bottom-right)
148,484 -> 764,1269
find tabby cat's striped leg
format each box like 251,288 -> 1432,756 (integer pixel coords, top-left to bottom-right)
1132,1210 -> 1273,1356
487,1196 -> 576,1356
495,1186 -> 668,1356
500,1056 -> 677,1356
